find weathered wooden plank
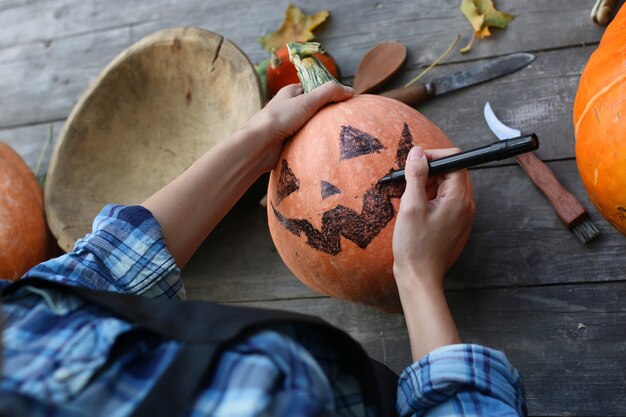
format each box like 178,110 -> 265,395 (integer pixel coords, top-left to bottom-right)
447,159 -> 626,290
1,2 -> 623,416
407,46 -> 593,162
126,0 -> 609,74
220,281 -> 626,416
0,1 -> 607,128
0,27 -> 132,129
182,159 -> 626,302
182,178 -> 320,302
453,282 -> 626,417
0,38 -> 595,162
0,0 -> 608,72
0,121 -> 64,172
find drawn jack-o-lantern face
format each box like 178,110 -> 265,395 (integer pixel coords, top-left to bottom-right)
272,124 -> 410,255
267,95 -> 465,312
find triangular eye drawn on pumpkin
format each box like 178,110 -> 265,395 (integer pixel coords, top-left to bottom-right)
396,123 -> 414,169
271,122 -> 413,256
321,180 -> 342,200
339,125 -> 385,160
276,159 -> 300,205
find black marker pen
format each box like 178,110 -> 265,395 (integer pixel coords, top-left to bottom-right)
379,134 -> 539,184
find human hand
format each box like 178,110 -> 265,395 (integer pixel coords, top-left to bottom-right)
392,146 -> 475,290
243,81 -> 353,172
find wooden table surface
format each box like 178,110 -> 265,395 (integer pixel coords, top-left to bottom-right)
2,1 -> 626,415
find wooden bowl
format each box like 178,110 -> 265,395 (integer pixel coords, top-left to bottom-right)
45,28 -> 263,252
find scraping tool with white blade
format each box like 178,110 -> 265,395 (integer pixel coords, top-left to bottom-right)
484,102 -> 600,244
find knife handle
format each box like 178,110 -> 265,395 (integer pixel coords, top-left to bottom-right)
591,0 -> 617,25
515,152 -> 588,227
380,83 -> 431,106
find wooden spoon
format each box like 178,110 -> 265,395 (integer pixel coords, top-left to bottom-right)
352,42 -> 407,94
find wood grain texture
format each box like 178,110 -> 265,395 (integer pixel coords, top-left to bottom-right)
0,26 -> 133,128
0,0 -> 607,69
403,47 -> 595,163
3,1 -> 626,415
514,152 -> 588,226
224,281 -> 626,416
0,40 -> 597,162
0,121 -> 63,173
0,0 -> 604,130
447,160 -> 626,290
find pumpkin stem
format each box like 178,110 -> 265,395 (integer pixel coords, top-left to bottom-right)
269,48 -> 282,69
287,42 -> 340,93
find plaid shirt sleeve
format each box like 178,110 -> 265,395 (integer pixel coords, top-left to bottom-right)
10,204 -> 527,417
23,204 -> 184,299
397,343 -> 527,417
1,204 -> 369,417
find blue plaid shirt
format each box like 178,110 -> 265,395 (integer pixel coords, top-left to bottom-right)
0,204 -> 527,416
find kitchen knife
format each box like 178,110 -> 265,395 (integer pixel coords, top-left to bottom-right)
381,52 -> 535,107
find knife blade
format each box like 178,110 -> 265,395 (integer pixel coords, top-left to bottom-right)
380,52 -> 535,107
483,102 -> 600,244
484,102 -> 521,139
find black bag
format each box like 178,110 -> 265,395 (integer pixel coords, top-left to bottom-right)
1,278 -> 399,417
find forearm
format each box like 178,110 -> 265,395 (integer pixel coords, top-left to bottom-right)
142,125 -> 271,268
395,270 -> 461,361
141,82 -> 353,269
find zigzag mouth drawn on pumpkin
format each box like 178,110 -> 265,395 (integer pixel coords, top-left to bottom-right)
271,123 -> 414,255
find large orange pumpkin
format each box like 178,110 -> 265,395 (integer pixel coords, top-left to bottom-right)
267,43 -> 472,312
0,142 -> 50,279
573,5 -> 626,235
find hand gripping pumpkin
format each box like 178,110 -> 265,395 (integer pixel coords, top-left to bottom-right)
0,142 -> 51,279
267,43 -> 472,312
574,6 -> 626,235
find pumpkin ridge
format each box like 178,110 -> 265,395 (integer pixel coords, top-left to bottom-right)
574,72 -> 626,137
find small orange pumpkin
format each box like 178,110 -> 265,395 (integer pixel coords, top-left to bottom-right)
0,142 -> 50,279
266,45 -> 340,98
267,43 -> 471,312
573,5 -> 626,235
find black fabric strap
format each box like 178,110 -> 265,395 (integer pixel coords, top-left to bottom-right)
130,343 -> 217,417
3,278 -> 399,416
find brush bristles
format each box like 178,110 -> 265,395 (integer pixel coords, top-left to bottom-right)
572,218 -> 600,244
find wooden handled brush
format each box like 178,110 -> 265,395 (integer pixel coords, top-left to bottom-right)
513,152 -> 600,243
484,102 -> 600,244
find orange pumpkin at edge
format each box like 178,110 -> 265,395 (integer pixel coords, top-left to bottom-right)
266,43 -> 472,313
0,142 -> 51,280
573,5 -> 626,235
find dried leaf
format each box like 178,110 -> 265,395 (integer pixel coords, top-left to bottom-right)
259,4 -> 330,51
460,0 -> 484,32
459,0 -> 515,52
477,0 -> 515,37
